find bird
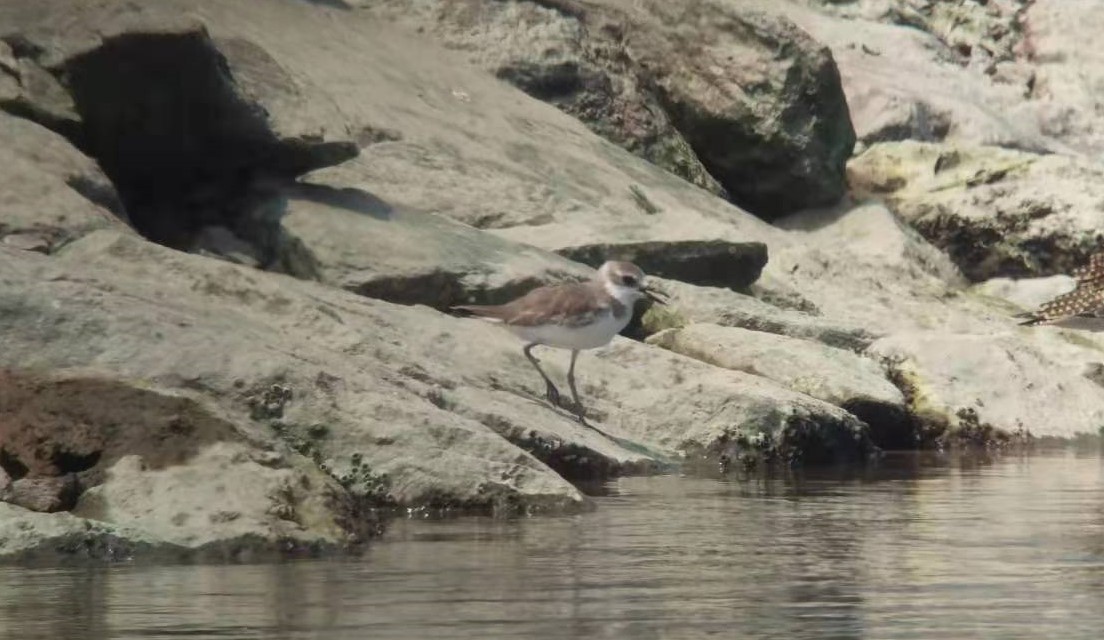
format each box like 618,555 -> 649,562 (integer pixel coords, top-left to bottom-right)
453,260 -> 667,425
1019,252 -> 1104,327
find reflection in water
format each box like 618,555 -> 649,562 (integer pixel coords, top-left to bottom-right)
0,453 -> 1101,639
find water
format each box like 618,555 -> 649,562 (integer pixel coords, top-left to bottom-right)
1,452 -> 1102,640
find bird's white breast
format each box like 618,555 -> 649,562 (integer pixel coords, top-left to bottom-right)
507,308 -> 629,350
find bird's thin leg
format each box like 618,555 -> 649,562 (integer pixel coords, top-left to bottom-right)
566,349 -> 588,424
523,343 -> 561,407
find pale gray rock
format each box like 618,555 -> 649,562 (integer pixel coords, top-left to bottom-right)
640,277 -> 878,352
1,475 -> 81,513
867,329 -> 1104,441
0,503 -> 170,563
785,0 -> 1056,152
1025,0 -> 1104,157
0,111 -> 128,250
648,323 -> 911,447
971,275 -> 1076,314
355,0 -> 856,219
266,184 -> 592,309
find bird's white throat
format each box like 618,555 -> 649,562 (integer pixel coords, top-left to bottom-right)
602,280 -> 644,307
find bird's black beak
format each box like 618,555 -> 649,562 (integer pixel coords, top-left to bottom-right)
643,285 -> 668,305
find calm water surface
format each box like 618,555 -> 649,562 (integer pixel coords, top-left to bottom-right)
1,453 -> 1102,639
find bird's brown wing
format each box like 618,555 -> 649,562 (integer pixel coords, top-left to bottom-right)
454,283 -> 619,327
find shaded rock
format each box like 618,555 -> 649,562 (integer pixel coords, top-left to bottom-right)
556,239 -> 767,292
638,277 -> 879,351
867,329 -> 1104,442
848,141 -> 1104,280
1,475 -> 80,513
0,1 -> 358,250
357,0 -> 856,219
0,111 -> 129,251
265,183 -> 592,309
190,225 -> 261,268
648,323 -> 911,448
633,3 -> 855,217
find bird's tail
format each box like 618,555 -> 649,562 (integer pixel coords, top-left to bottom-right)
451,304 -> 507,321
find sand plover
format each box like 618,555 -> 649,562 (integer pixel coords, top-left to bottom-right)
454,260 -> 667,424
1020,252 -> 1104,328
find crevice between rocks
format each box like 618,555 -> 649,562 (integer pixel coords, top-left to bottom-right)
2,28 -> 356,267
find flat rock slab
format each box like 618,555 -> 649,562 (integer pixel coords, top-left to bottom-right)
270,183 -> 592,309
641,276 -> 878,351
648,323 -> 910,448
556,240 -> 768,292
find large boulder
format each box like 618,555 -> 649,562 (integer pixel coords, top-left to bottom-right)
789,0 -> 1056,152
0,229 -> 876,559
355,0 -> 856,219
848,141 -> 1104,280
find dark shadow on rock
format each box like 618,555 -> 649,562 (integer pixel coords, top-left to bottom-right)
840,399 -> 920,452
289,182 -> 394,220
558,239 -> 768,291
21,29 -> 357,251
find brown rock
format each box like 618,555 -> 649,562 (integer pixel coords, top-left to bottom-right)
1,475 -> 81,513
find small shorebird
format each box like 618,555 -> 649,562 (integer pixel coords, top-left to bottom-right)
1020,252 -> 1104,328
454,261 -> 667,424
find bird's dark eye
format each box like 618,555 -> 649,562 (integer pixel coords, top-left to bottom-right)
621,275 -> 638,286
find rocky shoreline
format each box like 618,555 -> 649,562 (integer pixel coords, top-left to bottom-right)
2,0 -> 1103,563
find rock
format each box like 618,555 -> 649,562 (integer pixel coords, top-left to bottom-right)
639,277 -> 879,351
0,0 -> 357,250
72,447 -> 350,550
631,3 -> 856,218
648,323 -> 912,447
590,340 -> 874,468
353,0 -> 725,197
848,141 -> 1104,280
2,228 -> 873,504
867,329 -> 1104,442
190,225 -> 261,268
971,275 -> 1076,313
1024,0 -> 1104,156
356,0 -> 856,219
0,111 -> 129,250
1,475 -> 81,513
556,240 -> 768,292
788,1 -> 1055,152
0,502 -> 173,564
767,201 -> 999,336
264,183 -> 592,309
